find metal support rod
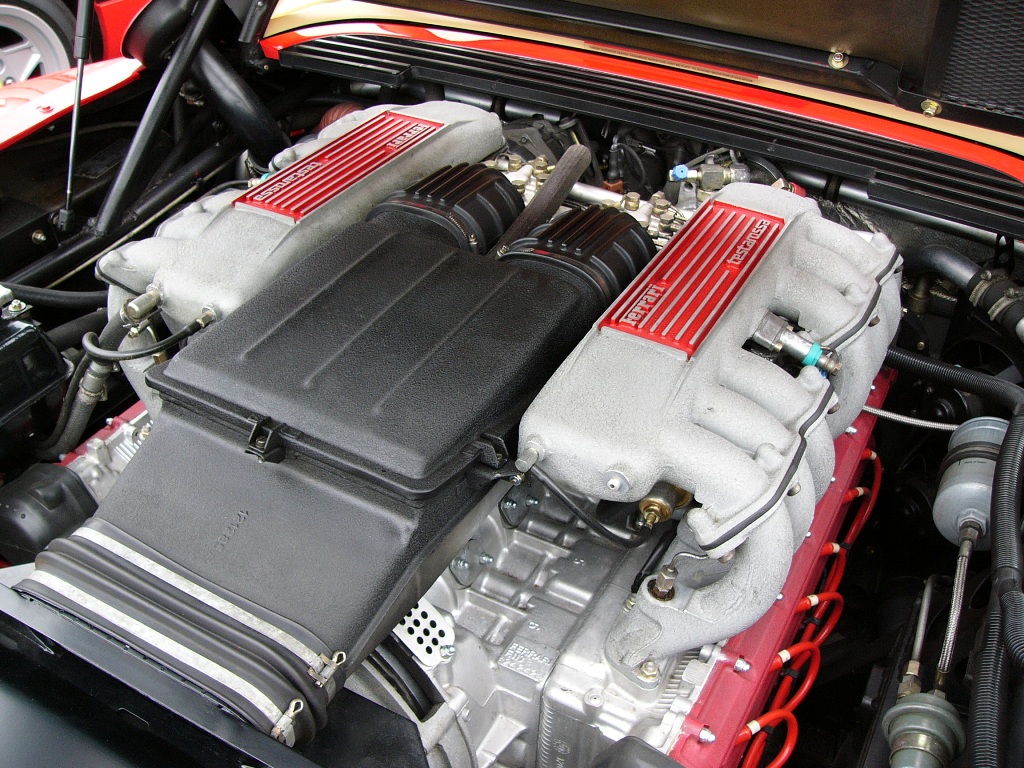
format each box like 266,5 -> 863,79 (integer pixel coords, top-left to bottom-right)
93,0 -> 222,236
58,0 -> 94,233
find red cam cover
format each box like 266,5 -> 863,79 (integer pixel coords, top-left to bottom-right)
235,111 -> 443,222
601,200 -> 784,356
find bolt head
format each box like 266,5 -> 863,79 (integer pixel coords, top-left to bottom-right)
439,644 -> 456,659
31,230 -> 47,245
698,726 -> 717,744
478,553 -> 494,565
638,659 -> 660,680
828,51 -> 848,69
920,99 -> 942,117
733,657 -> 751,673
8,299 -> 26,313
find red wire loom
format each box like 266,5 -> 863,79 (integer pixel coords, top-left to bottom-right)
671,370 -> 893,768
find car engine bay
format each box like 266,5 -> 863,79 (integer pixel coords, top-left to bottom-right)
0,12 -> 1023,768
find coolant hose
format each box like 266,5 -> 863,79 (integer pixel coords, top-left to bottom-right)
46,309 -> 107,351
901,243 -> 981,291
487,143 -> 593,258
970,600 -> 1008,768
190,42 -> 289,169
3,283 -> 107,309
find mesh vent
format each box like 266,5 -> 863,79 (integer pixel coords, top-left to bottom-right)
395,599 -> 454,668
943,0 -> 1024,118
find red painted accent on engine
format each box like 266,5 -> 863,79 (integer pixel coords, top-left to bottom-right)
234,111 -> 442,222
600,201 -> 783,356
260,23 -> 1024,182
669,372 -> 894,767
59,401 -> 147,467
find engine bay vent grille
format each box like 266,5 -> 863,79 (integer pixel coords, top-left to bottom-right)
280,35 -> 1024,239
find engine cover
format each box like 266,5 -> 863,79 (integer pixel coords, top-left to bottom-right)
517,183 -> 901,664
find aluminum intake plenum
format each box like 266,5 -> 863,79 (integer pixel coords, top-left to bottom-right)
517,183 -> 901,662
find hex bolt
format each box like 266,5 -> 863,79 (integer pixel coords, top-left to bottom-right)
452,558 -> 470,570
638,659 -> 660,680
698,726 -> 717,744
623,192 -> 641,211
478,553 -> 494,565
648,565 -> 677,601
507,154 -> 524,172
439,644 -> 456,659
733,657 -> 751,673
31,230 -> 47,245
828,51 -> 848,69
920,99 -> 942,117
7,299 -> 26,313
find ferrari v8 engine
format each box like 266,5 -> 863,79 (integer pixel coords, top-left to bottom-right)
11,98 -> 902,767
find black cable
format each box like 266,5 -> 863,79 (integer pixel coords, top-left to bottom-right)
531,466 -> 652,549
4,284 -> 107,309
82,319 -> 205,362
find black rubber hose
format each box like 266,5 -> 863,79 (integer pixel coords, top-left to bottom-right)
901,243 -> 981,291
3,284 -> 107,309
34,318 -> 129,457
93,0 -> 223,236
46,309 -> 107,350
531,466 -> 652,549
970,599 -> 1008,768
487,143 -> 593,258
191,42 -> 289,169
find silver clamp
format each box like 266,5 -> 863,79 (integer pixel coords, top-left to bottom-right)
307,650 -> 346,696
270,698 -> 304,745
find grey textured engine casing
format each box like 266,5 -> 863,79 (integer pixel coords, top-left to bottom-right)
517,184 -> 901,664
97,102 -> 504,328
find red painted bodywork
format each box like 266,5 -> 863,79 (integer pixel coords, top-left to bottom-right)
0,58 -> 143,151
670,372 -> 892,767
235,111 -> 442,221
94,0 -> 150,61
601,201 -> 783,356
261,23 -> 1024,183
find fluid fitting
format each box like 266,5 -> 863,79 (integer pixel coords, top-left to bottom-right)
638,481 -> 691,528
751,311 -> 842,375
882,692 -> 965,768
121,286 -> 162,323
966,269 -> 1024,344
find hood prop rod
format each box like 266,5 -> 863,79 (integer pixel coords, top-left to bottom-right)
57,0 -> 94,234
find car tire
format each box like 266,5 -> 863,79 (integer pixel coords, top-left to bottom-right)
0,0 -> 75,83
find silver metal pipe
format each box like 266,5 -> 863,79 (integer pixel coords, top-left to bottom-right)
912,575 -> 937,663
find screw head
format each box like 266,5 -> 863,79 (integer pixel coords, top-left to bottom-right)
478,553 -> 494,565
31,230 -> 47,245
8,299 -> 26,313
920,99 -> 942,117
828,51 -> 848,69
698,726 -> 717,744
452,558 -> 470,570
439,644 -> 456,659
733,657 -> 751,673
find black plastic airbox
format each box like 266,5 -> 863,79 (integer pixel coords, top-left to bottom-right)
19,214 -> 607,744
